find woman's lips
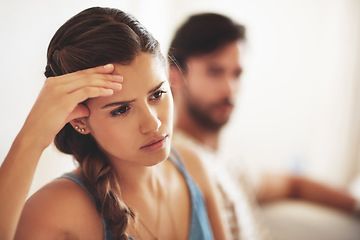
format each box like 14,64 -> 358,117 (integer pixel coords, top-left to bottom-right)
140,135 -> 168,152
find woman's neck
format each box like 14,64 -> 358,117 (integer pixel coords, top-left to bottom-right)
115,160 -> 170,239
112,159 -> 167,197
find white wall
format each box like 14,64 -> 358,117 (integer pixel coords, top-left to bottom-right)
1,0 -> 359,196
221,0 -> 360,186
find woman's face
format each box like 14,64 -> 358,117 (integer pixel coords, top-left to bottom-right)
85,53 -> 173,167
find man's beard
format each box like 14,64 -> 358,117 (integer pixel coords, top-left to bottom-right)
184,94 -> 233,132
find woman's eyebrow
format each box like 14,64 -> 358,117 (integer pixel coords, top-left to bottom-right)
148,81 -> 165,94
101,99 -> 135,109
101,81 -> 165,109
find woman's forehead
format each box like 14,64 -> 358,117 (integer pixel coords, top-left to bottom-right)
114,53 -> 164,79
115,54 -> 166,87
88,53 -> 168,107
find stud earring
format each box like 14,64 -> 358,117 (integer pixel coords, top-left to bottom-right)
75,125 -> 85,133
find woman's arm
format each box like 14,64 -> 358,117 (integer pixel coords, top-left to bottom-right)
0,64 -> 122,240
175,144 -> 231,240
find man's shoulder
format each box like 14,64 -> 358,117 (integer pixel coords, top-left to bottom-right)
172,130 -> 217,159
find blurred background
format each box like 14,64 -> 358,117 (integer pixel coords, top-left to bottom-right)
1,0 -> 360,202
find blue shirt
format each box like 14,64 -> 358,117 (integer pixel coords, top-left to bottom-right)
60,147 -> 214,240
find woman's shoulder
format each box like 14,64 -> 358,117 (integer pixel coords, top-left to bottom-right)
15,171 -> 104,240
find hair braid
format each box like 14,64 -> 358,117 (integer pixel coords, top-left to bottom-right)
81,151 -> 135,240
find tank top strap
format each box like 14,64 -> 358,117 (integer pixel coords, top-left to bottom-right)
60,173 -> 95,200
168,147 -> 214,240
58,172 -> 113,240
168,146 -> 186,171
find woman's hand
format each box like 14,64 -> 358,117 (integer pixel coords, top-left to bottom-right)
22,64 -> 122,150
0,64 -> 122,240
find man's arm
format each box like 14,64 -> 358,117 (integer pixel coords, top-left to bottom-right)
257,173 -> 357,213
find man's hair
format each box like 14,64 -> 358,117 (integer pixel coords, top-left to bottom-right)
168,13 -> 246,71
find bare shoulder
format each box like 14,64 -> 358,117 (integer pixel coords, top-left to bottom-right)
14,173 -> 103,240
171,143 -> 211,194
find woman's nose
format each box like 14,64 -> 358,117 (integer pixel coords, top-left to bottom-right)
139,105 -> 161,134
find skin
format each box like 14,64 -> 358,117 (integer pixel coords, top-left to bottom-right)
170,40 -> 357,213
1,53 -> 229,240
0,63 -> 122,240
171,41 -> 242,150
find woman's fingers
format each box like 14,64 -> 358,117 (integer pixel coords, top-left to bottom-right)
67,75 -> 123,94
64,86 -> 117,121
90,63 -> 115,74
75,63 -> 115,74
44,63 -> 123,103
46,65 -> 123,96
14,64 -> 124,151
26,64 -> 123,144
64,80 -> 121,107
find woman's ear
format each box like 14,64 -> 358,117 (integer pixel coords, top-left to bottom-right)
68,103 -> 90,134
69,117 -> 90,135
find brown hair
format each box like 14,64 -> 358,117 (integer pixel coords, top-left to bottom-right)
168,13 -> 246,72
45,7 -> 160,239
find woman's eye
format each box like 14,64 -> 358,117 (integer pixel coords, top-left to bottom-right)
110,105 -> 130,117
150,90 -> 167,101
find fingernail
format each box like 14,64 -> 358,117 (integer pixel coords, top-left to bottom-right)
104,89 -> 114,95
104,64 -> 113,69
113,75 -> 123,81
113,82 -> 122,89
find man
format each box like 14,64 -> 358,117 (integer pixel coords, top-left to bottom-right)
168,13 -> 359,240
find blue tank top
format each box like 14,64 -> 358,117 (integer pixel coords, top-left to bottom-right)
59,148 -> 214,240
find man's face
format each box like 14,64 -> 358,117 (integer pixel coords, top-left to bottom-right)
182,41 -> 243,131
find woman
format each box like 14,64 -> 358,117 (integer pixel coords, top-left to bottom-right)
0,7 -> 229,240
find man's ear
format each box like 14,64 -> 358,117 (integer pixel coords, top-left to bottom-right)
69,117 -> 90,134
169,66 -> 187,99
169,65 -> 185,88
